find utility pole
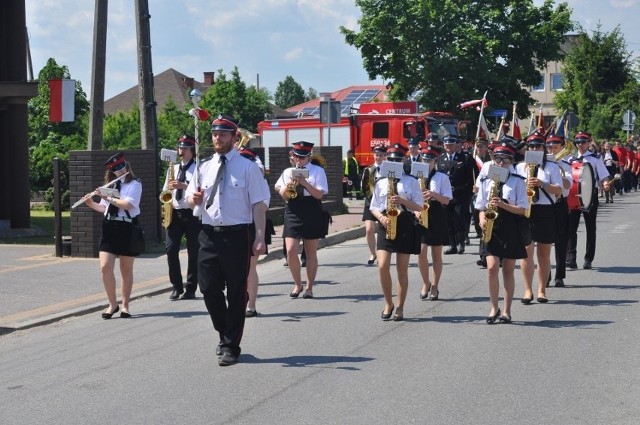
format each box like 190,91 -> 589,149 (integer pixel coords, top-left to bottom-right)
135,0 -> 158,151
88,0 -> 108,150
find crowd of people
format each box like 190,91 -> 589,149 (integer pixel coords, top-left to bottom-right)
86,109 -> 638,365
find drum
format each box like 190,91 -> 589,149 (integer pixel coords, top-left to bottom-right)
568,161 -> 595,211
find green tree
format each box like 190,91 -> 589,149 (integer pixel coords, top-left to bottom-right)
341,0 -> 573,117
199,67 -> 272,132
157,96 -> 194,148
554,25 -> 640,138
27,58 -> 90,192
306,87 -> 318,101
103,106 -> 142,150
274,75 -> 307,108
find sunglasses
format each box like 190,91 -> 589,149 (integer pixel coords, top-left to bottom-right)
494,157 -> 512,164
528,145 -> 545,149
575,139 -> 589,144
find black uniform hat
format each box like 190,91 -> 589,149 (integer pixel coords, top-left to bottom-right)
104,152 -> 127,171
546,135 -> 565,145
386,145 -> 406,162
419,145 -> 444,160
177,134 -> 196,148
211,114 -> 239,132
442,135 -> 459,144
407,137 -> 421,147
372,145 -> 387,154
574,131 -> 591,143
291,141 -> 314,157
525,133 -> 546,146
427,133 -> 440,143
493,142 -> 516,157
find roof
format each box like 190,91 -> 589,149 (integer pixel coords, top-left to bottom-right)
104,68 -> 207,115
287,85 -> 388,116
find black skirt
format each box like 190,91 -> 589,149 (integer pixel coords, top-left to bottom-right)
376,211 -> 420,254
361,197 -> 376,221
99,218 -> 139,257
529,204 -> 557,244
486,210 -> 527,259
283,196 -> 327,239
419,201 -> 448,246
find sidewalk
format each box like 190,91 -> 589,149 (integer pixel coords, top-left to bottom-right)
0,199 -> 366,333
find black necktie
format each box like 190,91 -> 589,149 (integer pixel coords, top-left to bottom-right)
205,155 -> 226,209
175,159 -> 193,201
107,181 -> 121,216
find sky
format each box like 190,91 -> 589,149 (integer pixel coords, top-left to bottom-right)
25,0 -> 640,101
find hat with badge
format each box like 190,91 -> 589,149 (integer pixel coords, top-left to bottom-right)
104,152 -> 127,171
211,114 -> 239,132
239,147 -> 258,162
427,133 -> 440,143
525,133 -> 546,146
386,143 -> 407,161
442,135 -> 459,144
372,145 -> 387,154
419,145 -> 444,160
177,134 -> 196,148
574,131 -> 591,143
546,135 -> 565,145
493,142 -> 516,157
407,137 -> 421,147
291,141 -> 314,157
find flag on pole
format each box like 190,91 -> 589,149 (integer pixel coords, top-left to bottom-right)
550,110 -> 568,138
460,98 -> 489,109
49,79 -> 75,122
478,114 -> 494,141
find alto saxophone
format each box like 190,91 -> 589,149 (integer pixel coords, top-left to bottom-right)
482,176 -> 500,244
417,171 -> 429,228
385,171 -> 399,240
524,163 -> 536,218
159,160 -> 175,228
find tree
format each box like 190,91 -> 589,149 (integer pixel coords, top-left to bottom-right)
554,25 -> 640,138
27,58 -> 90,191
274,76 -> 307,108
156,96 -> 194,148
306,87 -> 318,101
199,67 -> 272,132
341,0 -> 573,117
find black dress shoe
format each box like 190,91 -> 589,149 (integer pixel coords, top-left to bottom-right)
120,311 -> 132,318
367,257 -> 376,265
583,261 -> 592,269
169,289 -> 184,300
476,259 -> 487,268
567,261 -> 578,269
218,352 -> 238,366
521,296 -> 533,305
101,305 -> 119,319
465,237 -> 470,245
537,295 -> 548,303
289,287 -> 303,298
181,290 -> 196,300
498,315 -> 512,324
457,244 -> 465,254
381,306 -> 394,320
245,309 -> 257,318
444,247 -> 458,255
216,343 -> 222,356
486,308 -> 501,324
393,313 -> 404,322
554,278 -> 565,287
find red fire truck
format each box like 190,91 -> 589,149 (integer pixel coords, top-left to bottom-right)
257,101 -> 470,169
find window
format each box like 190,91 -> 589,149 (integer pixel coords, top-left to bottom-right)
532,73 -> 545,92
372,122 -> 389,139
551,73 -> 564,91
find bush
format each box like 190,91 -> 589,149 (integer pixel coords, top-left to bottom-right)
43,187 -> 70,211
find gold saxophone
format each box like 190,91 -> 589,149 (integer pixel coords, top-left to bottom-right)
482,176 -> 500,244
159,160 -> 175,228
417,171 -> 429,228
524,163 -> 536,218
386,172 -> 399,240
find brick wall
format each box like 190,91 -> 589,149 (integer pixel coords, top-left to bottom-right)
69,150 -> 159,258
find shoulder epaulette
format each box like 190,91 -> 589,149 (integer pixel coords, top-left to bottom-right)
200,155 -> 214,163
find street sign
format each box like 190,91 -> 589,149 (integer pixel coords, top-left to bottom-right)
487,109 -> 508,117
621,124 -> 635,131
320,100 -> 341,124
622,109 -> 636,124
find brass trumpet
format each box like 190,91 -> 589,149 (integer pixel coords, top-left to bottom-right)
285,178 -> 298,200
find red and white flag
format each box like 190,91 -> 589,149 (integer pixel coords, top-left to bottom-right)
459,98 -> 488,109
511,112 -> 521,140
49,79 -> 75,122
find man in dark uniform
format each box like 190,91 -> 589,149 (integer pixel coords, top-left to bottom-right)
163,135 -> 202,300
187,114 -> 269,366
437,135 -> 476,254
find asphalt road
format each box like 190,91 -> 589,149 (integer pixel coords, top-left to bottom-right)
1,194 -> 639,425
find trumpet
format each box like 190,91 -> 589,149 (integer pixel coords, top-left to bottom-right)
285,178 -> 298,200
555,139 -> 576,161
482,176 -> 500,244
71,172 -> 130,209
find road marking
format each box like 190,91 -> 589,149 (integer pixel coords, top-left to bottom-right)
611,223 -> 632,234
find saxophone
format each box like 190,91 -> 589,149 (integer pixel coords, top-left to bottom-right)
417,171 -> 429,228
385,171 -> 399,240
159,160 -> 175,228
524,163 -> 536,218
482,176 -> 500,244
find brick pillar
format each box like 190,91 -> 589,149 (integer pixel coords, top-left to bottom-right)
69,150 -> 159,257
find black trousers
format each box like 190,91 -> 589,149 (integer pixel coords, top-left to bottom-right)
568,199 -> 598,263
447,190 -> 472,247
198,225 -> 252,357
554,198 -> 569,279
165,209 -> 201,291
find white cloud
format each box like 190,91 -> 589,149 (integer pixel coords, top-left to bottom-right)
610,0 -> 640,7
284,47 -> 305,61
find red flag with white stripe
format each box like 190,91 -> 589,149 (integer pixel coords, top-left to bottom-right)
49,79 -> 75,122
459,98 -> 488,109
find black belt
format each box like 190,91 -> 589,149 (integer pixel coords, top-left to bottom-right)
106,216 -> 133,223
203,224 -> 249,233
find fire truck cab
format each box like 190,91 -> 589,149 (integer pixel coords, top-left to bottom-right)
257,101 -> 467,169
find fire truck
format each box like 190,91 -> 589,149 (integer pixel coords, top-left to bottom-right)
257,101 -> 470,169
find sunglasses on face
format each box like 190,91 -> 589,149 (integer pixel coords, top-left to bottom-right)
494,157 -> 512,164
528,145 -> 545,149
575,139 -> 589,144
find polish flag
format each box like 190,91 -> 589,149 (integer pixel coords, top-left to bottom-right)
49,79 -> 75,122
459,98 -> 488,109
